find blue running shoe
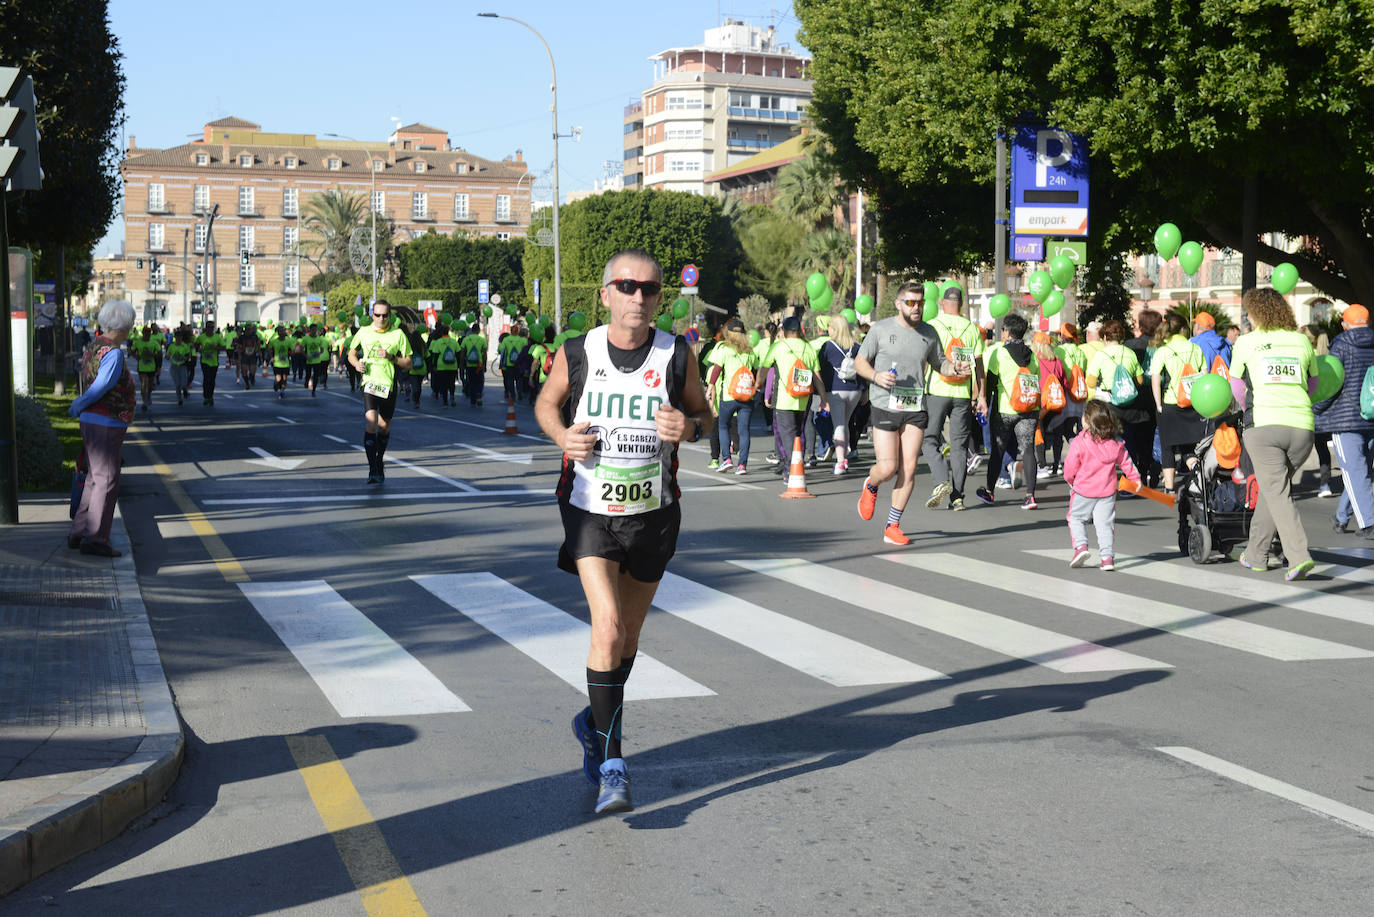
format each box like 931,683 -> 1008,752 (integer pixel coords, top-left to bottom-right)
595,759 -> 632,814
572,706 -> 602,785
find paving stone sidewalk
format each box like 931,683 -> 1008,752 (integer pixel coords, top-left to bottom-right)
0,497 -> 182,896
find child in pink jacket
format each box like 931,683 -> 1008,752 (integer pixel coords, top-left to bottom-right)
1063,401 -> 1140,571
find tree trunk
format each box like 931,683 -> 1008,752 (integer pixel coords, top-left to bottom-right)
53,246 -> 66,396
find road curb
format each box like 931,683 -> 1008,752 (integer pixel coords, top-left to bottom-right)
0,508 -> 183,896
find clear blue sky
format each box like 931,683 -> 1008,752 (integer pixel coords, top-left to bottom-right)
98,0 -> 806,256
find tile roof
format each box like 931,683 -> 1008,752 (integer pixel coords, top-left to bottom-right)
396,122 -> 445,134
206,116 -> 261,129
122,141 -> 528,180
706,134 -> 805,183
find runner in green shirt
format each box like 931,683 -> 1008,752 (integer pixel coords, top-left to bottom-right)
428,323 -> 462,407
132,325 -> 161,412
166,328 -> 195,406
764,316 -> 829,480
269,330 -> 292,399
459,324 -> 489,407
498,328 -> 529,404
921,286 -> 987,511
193,322 -> 224,405
346,300 -> 414,484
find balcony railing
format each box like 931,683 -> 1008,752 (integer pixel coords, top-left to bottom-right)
147,202 -> 172,214
192,203 -> 214,216
727,107 -> 801,121
726,137 -> 781,151
411,211 -> 433,221
237,205 -> 263,217
148,279 -> 172,292
280,209 -> 299,219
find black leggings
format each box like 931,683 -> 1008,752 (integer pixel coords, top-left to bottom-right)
988,414 -> 1038,496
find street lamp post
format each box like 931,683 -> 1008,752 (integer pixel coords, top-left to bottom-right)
324,132 -> 378,305
478,12 -> 563,332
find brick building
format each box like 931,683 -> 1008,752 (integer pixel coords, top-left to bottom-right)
120,117 -> 531,325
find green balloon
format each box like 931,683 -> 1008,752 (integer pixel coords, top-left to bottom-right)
505,303 -> 519,316
672,297 -> 690,319
1027,269 -> 1054,304
922,299 -> 938,322
1048,255 -> 1076,290
569,311 -> 587,331
1042,289 -> 1065,318
1311,354 -> 1345,403
1271,262 -> 1299,295
922,281 -> 940,305
854,294 -> 874,315
1178,241 -> 1204,276
1154,223 -> 1182,261
805,272 -> 828,299
747,329 -> 761,347
481,305 -> 493,318
988,294 -> 1012,319
1190,373 -> 1232,418
810,287 -> 834,312
841,308 -> 857,324
656,313 -> 675,332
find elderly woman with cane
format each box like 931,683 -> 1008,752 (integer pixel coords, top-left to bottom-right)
67,300 -> 136,557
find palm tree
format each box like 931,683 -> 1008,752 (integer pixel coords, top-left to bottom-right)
791,227 -> 854,305
303,189 -> 368,275
774,154 -> 847,232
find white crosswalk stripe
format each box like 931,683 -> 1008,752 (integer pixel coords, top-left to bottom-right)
239,580 -> 471,717
412,573 -> 714,700
731,558 -> 1169,673
1025,549 -> 1374,628
652,572 -> 947,685
900,554 -> 1374,662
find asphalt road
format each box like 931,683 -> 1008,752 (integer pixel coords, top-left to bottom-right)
6,368 -> 1373,916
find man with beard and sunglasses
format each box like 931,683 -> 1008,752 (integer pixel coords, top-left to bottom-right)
347,300 -> 414,484
536,249 -> 713,815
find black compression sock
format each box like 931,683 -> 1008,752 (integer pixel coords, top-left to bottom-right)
587,666 -> 627,761
363,433 -> 378,474
376,431 -> 390,460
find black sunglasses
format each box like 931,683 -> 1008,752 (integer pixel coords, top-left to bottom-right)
606,278 -> 663,297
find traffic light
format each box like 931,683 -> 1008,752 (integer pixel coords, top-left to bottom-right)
240,251 -> 250,266
135,258 -> 144,269
0,65 -> 42,191
149,257 -> 160,273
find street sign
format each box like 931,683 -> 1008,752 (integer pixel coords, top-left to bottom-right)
1011,124 -> 1089,238
678,285 -> 699,296
680,264 -> 699,286
1047,240 -> 1087,265
1012,236 -> 1044,262
491,293 -> 502,306
533,278 -> 540,305
478,279 -> 490,304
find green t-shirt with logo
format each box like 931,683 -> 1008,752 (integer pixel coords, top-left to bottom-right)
1229,328 -> 1317,430
167,341 -> 194,366
305,336 -> 329,364
133,337 -> 160,373
351,325 -> 412,395
1150,335 -> 1207,407
765,337 -> 821,412
709,342 -> 758,404
270,337 -> 292,369
194,332 -> 223,365
925,312 -> 985,398
985,341 -> 1040,415
1085,343 -> 1143,396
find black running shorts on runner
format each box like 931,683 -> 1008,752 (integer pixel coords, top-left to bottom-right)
557,501 -> 682,583
362,387 -> 399,421
870,407 -> 929,432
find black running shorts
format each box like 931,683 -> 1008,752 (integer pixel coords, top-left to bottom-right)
557,500 -> 681,583
362,387 -> 399,421
871,407 -> 929,432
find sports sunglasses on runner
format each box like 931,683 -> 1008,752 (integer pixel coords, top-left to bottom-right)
606,278 -> 663,297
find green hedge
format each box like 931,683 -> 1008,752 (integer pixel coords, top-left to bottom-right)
15,394 -> 64,491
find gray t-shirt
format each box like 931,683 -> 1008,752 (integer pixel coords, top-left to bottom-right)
859,316 -> 944,413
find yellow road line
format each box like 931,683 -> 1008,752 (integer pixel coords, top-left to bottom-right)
135,440 -> 248,582
287,734 -> 427,916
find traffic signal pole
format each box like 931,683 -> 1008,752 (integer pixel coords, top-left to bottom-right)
0,199 -> 18,523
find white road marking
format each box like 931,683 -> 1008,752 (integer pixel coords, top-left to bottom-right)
239,580 -> 470,717
653,572 -> 946,685
412,573 -> 714,700
1027,549 -> 1374,628
201,489 -> 554,505
1157,746 -> 1374,837
322,388 -> 548,442
245,447 -> 305,471
453,442 -> 532,465
345,445 -> 479,493
732,558 -> 1169,673
677,467 -> 763,490
323,434 -> 349,444
276,415 -> 297,424
907,554 -> 1373,662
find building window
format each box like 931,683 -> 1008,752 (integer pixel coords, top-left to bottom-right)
456,162 -> 468,174
239,225 -> 254,252
371,190 -> 385,214
195,152 -> 209,166
729,92 -> 750,107
414,161 -> 426,173
239,153 -> 253,167
194,263 -> 205,291
667,93 -> 704,111
239,262 -> 255,292
666,127 -> 703,141
194,223 -> 207,252
283,226 -> 298,251
147,183 -> 165,212
285,156 -> 298,169
412,192 -> 428,219
454,193 -> 469,221
372,159 -> 384,172
496,232 -> 511,241
668,157 -> 701,173
496,194 -> 511,221
238,186 -> 255,215
150,261 -> 166,288
283,262 -> 299,293
328,157 -> 340,170
148,222 -> 165,250
282,187 -> 298,217
193,184 -> 210,212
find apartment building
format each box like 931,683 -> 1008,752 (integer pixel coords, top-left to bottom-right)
120,117 -> 531,325
623,101 -> 644,191
639,20 -> 811,195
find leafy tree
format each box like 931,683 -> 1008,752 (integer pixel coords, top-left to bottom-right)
797,0 -> 1374,304
396,232 -> 522,296
774,154 -> 848,232
734,205 -> 803,307
792,227 -> 854,306
302,189 -> 370,275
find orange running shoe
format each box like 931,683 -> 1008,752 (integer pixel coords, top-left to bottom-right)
882,524 -> 910,546
858,478 -> 877,521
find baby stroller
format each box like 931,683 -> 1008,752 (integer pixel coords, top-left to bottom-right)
1175,420 -> 1275,564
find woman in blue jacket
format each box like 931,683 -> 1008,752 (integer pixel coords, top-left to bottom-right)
1315,304 -> 1374,537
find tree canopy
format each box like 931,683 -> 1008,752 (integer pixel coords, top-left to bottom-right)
0,0 -> 125,260
397,232 -> 522,298
797,0 -> 1374,303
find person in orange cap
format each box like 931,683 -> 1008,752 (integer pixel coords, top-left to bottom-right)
1189,310 -> 1231,373
1315,304 -> 1374,537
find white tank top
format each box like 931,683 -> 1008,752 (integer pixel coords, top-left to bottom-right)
567,325 -> 676,515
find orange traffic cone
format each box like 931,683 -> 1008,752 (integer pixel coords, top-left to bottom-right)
779,435 -> 816,499
503,396 -> 519,435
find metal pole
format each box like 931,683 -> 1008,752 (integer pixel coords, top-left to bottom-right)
855,188 -> 863,302
479,13 -> 562,332
994,134 -> 1007,299
182,228 -> 189,325
0,200 -> 18,523
370,155 -> 377,304
53,246 -> 67,395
